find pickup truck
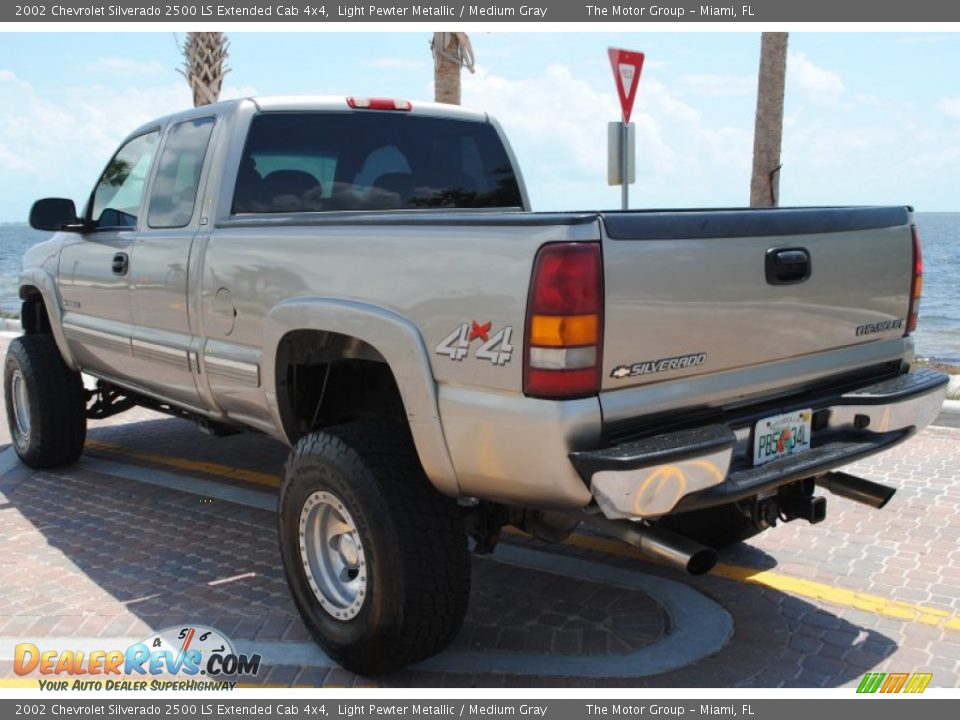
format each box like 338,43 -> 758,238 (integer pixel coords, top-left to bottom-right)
8,96 -> 948,675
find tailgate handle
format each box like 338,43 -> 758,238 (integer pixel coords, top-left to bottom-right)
766,247 -> 811,285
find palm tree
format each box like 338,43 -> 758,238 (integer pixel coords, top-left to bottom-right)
431,33 -> 475,105
181,32 -> 229,107
750,32 -> 788,207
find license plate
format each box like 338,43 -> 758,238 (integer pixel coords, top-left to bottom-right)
753,409 -> 812,466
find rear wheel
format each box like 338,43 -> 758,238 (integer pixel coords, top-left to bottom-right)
278,421 -> 470,675
3,335 -> 86,469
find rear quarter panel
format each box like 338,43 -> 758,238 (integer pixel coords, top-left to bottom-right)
202,218 -> 599,397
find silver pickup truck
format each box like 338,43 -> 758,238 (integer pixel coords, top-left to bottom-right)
8,96 -> 948,674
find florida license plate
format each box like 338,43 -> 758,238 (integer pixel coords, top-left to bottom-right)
753,409 -> 812,466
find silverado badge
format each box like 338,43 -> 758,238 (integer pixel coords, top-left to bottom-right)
611,352 -> 707,379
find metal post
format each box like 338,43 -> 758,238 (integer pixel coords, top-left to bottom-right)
620,121 -> 629,210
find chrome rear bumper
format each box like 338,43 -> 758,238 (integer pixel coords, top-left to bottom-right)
571,369 -> 949,520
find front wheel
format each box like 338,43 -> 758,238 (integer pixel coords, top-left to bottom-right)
278,422 -> 470,675
4,334 -> 86,469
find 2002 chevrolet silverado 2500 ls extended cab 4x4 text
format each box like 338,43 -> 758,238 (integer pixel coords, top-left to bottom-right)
7,96 -> 948,674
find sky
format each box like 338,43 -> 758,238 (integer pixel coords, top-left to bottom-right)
0,31 -> 959,221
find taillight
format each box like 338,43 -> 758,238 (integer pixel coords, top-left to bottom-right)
906,224 -> 923,334
524,243 -> 603,398
346,97 -> 412,111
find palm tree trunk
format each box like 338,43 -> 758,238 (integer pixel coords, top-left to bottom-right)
434,34 -> 461,104
181,32 -> 229,108
750,32 -> 788,207
432,33 -> 475,105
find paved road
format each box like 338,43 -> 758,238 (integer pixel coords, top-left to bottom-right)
0,334 -> 957,688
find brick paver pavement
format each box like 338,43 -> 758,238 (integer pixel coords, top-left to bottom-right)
0,334 -> 957,688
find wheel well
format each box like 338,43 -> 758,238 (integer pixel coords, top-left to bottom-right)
275,329 -> 407,444
19,288 -> 52,334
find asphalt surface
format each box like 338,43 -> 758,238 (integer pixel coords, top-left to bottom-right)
0,333 -> 958,688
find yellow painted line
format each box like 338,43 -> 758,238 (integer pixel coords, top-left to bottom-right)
713,563 -> 960,630
82,440 -> 960,633
84,439 -> 280,489
550,530 -> 960,632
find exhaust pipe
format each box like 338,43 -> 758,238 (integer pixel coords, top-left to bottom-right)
816,471 -> 897,509
576,513 -> 718,576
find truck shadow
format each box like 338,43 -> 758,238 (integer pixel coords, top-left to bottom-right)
0,415 -> 898,688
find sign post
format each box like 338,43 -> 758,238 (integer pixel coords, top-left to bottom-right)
607,48 -> 645,210
620,119 -> 629,211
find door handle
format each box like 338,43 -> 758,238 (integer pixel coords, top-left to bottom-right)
765,247 -> 811,285
112,252 -> 129,276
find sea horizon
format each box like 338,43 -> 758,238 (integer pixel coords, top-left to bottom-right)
2,209 -> 959,225
0,212 -> 956,363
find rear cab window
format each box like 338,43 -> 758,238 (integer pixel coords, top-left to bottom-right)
148,116 -> 216,228
232,111 -> 523,214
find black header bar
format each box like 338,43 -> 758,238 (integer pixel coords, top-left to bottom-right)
4,0 -> 960,23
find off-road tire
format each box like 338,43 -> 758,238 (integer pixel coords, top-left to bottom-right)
278,421 -> 470,676
3,334 -> 86,469
656,502 -> 764,549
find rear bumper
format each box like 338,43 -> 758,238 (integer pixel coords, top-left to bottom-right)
570,369 -> 949,520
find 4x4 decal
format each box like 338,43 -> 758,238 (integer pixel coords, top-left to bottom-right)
435,321 -> 514,366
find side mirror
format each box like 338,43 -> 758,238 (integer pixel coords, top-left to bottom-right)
29,198 -> 81,232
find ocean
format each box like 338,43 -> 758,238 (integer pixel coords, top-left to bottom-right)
912,213 -> 960,364
1,213 -> 957,362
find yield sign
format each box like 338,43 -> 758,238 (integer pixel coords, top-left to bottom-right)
608,47 -> 645,124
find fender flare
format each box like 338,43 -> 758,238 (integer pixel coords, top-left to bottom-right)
18,267 -> 80,371
262,297 -> 460,497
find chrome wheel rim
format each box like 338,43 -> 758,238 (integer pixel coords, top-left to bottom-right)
298,491 -> 367,620
10,370 -> 30,439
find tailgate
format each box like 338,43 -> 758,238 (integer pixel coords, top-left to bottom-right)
600,207 -> 914,390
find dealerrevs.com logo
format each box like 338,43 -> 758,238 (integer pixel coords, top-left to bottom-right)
15,625 -> 262,691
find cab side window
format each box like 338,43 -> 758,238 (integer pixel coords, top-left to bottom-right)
90,130 -> 159,229
148,117 -> 216,228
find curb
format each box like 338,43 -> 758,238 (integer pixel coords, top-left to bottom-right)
940,399 -> 960,416
947,375 -> 960,403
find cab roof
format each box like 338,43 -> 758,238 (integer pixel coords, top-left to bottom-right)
126,95 -> 490,139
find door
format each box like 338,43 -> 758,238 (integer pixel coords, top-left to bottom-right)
129,116 -> 216,410
58,129 -> 160,382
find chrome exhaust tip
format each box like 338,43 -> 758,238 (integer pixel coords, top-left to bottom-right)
575,513 -> 718,576
816,471 -> 897,509
633,525 -> 719,576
